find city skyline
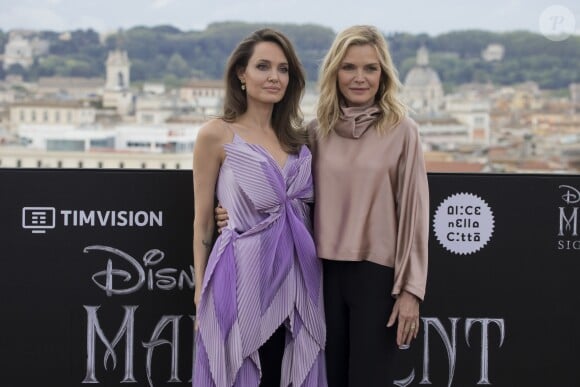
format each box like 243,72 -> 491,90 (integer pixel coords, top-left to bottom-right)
0,0 -> 578,37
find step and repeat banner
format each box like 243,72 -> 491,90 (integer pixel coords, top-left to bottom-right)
0,169 -> 579,386
0,169 -> 195,387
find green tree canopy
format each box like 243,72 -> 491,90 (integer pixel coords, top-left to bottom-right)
1,25 -> 579,90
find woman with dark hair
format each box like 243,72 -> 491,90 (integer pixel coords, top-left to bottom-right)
193,28 -> 326,387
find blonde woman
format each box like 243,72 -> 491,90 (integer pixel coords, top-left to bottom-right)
310,25 -> 429,387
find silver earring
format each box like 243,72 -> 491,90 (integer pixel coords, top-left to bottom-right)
241,83 -> 246,91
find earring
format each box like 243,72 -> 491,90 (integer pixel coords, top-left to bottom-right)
241,82 -> 246,91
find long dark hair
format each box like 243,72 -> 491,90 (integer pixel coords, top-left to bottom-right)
222,28 -> 307,153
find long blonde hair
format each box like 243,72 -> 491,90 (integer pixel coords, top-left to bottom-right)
316,25 -> 407,137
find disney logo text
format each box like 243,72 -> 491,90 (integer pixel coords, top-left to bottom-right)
559,185 -> 580,205
84,245 -> 194,296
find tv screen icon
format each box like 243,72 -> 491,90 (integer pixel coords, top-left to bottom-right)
22,207 -> 56,234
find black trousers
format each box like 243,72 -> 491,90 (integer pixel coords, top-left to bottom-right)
323,259 -> 399,387
258,324 -> 286,387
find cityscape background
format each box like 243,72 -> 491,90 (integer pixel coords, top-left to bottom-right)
0,1 -> 579,172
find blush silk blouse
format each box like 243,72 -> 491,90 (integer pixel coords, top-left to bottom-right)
309,107 -> 429,301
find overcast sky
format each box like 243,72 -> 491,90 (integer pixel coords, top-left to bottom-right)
0,0 -> 578,36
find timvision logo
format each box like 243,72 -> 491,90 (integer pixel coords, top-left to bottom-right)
557,184 -> 580,250
22,207 -> 163,234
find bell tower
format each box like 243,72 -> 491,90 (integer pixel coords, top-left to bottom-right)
105,50 -> 130,91
103,50 -> 133,115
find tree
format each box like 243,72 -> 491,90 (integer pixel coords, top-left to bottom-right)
2,24 -> 579,89
6,63 -> 26,77
166,53 -> 190,78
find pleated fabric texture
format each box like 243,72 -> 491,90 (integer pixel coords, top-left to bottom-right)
193,134 -> 327,387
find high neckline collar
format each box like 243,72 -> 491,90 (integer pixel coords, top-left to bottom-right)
334,102 -> 381,139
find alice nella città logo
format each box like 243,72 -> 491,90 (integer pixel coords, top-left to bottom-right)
433,192 -> 495,255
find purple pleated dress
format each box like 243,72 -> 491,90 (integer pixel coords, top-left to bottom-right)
193,133 -> 327,387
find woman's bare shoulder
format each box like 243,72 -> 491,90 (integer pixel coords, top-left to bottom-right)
196,118 -> 232,144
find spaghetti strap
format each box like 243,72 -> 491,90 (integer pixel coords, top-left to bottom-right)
221,120 -> 244,144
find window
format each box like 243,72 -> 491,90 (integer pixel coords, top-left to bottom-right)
117,72 -> 125,88
47,139 -> 84,151
90,138 -> 115,149
128,141 -> 151,148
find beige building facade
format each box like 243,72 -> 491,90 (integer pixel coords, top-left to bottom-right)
9,101 -> 97,132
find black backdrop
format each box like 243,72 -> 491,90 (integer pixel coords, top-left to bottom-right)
0,169 -> 579,386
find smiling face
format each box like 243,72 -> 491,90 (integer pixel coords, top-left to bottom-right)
238,41 -> 289,105
337,43 -> 382,107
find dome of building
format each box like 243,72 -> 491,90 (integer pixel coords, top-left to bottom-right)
404,66 -> 442,88
401,45 -> 445,115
